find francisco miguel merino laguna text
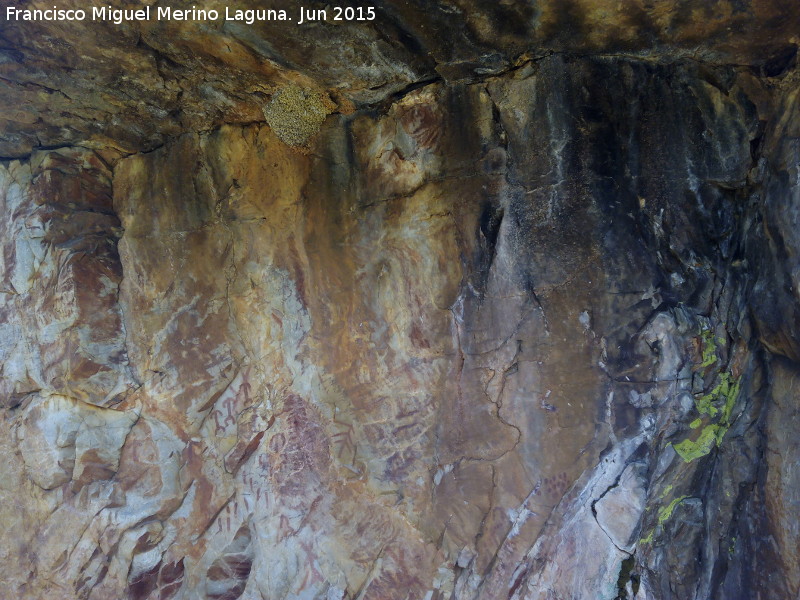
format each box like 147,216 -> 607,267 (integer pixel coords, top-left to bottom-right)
6,5 -> 377,25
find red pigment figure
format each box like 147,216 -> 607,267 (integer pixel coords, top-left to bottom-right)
239,373 -> 252,405
297,538 -> 324,590
331,416 -> 355,459
222,395 -> 237,428
278,514 -> 294,540
268,432 -> 286,454
212,410 -> 226,436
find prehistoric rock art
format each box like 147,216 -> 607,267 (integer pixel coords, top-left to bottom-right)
1,2 -> 799,599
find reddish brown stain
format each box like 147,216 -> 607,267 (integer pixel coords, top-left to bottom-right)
409,321 -> 431,349
158,559 -> 185,600
399,103 -> 443,150
74,448 -> 115,487
287,235 -> 308,307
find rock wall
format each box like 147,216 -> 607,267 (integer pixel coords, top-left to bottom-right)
1,12 -> 800,600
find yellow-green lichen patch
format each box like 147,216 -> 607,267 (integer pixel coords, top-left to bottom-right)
657,495 -> 689,525
639,528 -> 655,545
700,372 -> 737,418
695,372 -> 739,418
695,389 -> 719,417
639,493 -> 689,545
700,328 -> 719,367
682,371 -> 742,461
263,84 -> 333,146
673,424 -> 722,462
718,373 -> 741,425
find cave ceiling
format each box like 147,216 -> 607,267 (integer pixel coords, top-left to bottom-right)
1,0 -> 798,158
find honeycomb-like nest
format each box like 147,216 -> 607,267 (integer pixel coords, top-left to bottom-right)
263,84 -> 332,146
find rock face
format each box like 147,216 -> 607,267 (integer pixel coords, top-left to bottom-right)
1,3 -> 800,600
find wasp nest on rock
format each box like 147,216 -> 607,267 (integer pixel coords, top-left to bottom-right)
263,84 -> 335,147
